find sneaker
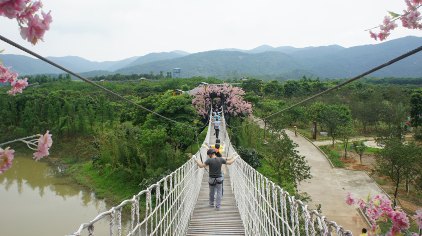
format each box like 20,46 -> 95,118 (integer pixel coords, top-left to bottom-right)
209,204 -> 214,208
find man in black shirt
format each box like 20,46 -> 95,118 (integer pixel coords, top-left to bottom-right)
195,148 -> 238,210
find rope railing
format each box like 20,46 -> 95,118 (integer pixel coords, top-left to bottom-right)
69,111 -> 213,236
223,114 -> 353,236
71,109 -> 354,236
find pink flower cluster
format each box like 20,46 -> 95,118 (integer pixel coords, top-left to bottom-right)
346,193 -> 421,235
0,131 -> 53,174
192,83 -> 252,117
0,147 -> 14,174
415,210 -> 422,230
0,0 -> 52,45
401,0 -> 422,29
370,16 -> 398,41
33,130 -> 52,160
370,0 -> 421,41
0,64 -> 29,95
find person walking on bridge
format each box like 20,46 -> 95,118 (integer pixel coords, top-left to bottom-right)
195,148 -> 238,210
202,139 -> 224,157
213,116 -> 221,139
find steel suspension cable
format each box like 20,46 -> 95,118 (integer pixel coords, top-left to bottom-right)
0,34 -> 198,131
264,45 -> 422,120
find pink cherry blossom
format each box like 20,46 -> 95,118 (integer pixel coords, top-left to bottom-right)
414,209 -> 422,229
33,130 -> 52,160
16,0 -> 42,22
370,0 -> 421,41
20,11 -> 51,44
192,83 -> 252,118
345,192 -> 356,205
346,193 -> 420,235
391,210 -> 410,233
0,147 -> 15,174
0,0 -> 52,45
8,77 -> 28,95
0,0 -> 27,19
0,64 -> 18,83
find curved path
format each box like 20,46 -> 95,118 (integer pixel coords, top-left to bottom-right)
252,118 -> 384,235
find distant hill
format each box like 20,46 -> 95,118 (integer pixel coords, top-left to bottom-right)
117,36 -> 422,79
1,36 -> 421,79
0,54 -> 62,75
116,50 -> 308,79
0,51 -> 187,76
127,51 -> 189,67
0,54 -> 139,75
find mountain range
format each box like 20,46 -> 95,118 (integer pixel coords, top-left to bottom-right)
1,36 -> 421,79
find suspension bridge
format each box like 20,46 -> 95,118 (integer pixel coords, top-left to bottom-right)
70,111 -> 353,236
2,35 -> 421,236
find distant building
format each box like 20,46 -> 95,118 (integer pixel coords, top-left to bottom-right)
172,68 -> 181,78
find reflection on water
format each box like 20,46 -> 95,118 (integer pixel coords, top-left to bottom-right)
0,155 -> 117,236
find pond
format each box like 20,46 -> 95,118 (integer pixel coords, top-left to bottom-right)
0,155 -> 115,235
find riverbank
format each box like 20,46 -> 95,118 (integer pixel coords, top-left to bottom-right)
0,153 -> 113,236
11,136 -> 141,205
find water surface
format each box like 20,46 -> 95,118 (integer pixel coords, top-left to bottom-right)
0,155 -> 112,235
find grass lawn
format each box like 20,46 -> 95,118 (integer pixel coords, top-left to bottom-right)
319,145 -> 345,168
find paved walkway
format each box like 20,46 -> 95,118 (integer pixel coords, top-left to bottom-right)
313,137 -> 374,146
252,118 -> 384,235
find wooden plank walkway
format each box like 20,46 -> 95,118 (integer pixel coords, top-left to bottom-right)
186,168 -> 245,236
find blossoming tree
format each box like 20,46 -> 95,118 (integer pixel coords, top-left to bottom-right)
192,83 -> 252,118
0,0 -> 53,173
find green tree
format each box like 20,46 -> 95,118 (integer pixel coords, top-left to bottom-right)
410,91 -> 422,127
262,80 -> 283,98
266,130 -> 311,189
307,102 -> 327,140
319,104 -> 352,147
378,101 -> 408,140
283,80 -> 301,98
352,141 -> 367,164
236,146 -> 262,169
376,139 -> 421,206
338,123 -> 355,158
410,91 -> 422,140
241,79 -> 263,96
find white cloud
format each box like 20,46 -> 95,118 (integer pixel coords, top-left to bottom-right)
1,0 -> 421,61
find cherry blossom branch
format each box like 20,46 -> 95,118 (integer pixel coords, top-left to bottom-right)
365,5 -> 422,31
0,0 -> 52,45
0,131 -> 53,174
369,0 -> 422,41
0,134 -> 40,146
0,0 -> 52,95
0,63 -> 29,95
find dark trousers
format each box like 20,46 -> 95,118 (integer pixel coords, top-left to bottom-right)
215,128 -> 219,139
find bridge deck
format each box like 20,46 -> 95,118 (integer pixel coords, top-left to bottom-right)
186,168 -> 245,236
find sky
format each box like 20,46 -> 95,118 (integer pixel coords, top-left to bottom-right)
1,0 -> 422,62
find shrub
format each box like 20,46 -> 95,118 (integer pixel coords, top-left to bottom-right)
236,146 -> 263,169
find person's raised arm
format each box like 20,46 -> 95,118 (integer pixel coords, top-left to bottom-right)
226,155 -> 238,165
194,155 -> 207,168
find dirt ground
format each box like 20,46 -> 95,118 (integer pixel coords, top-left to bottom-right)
341,151 -> 422,214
